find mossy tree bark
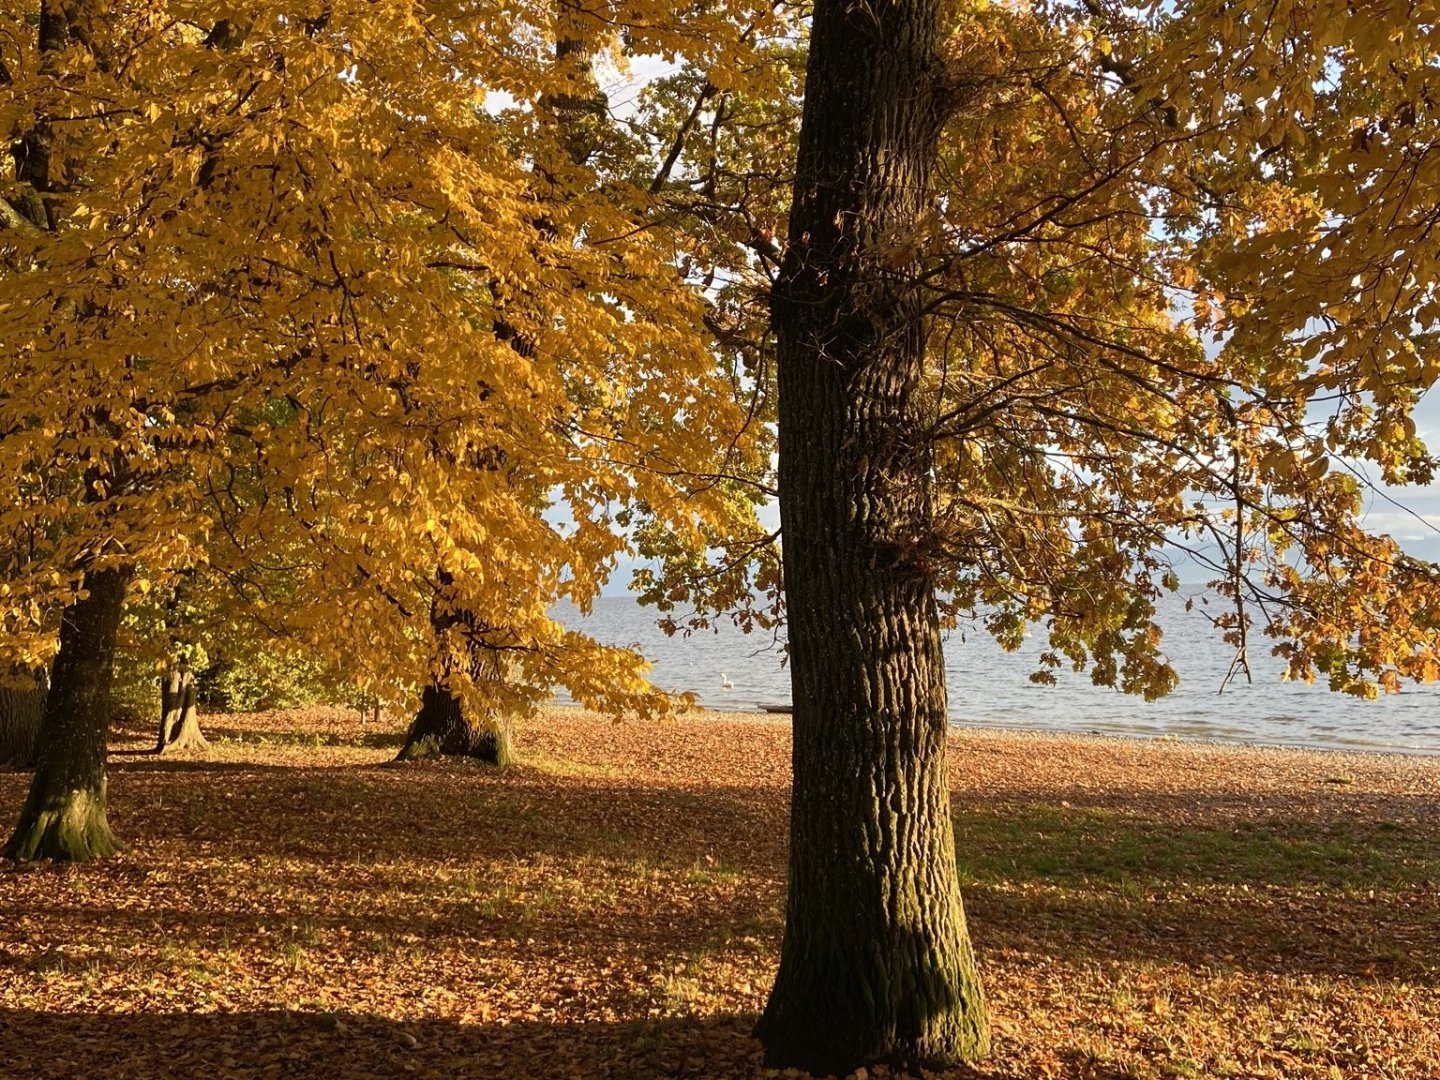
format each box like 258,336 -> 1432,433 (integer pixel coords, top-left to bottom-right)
4,565 -> 131,862
754,0 -> 988,1071
0,672 -> 47,769
155,663 -> 207,754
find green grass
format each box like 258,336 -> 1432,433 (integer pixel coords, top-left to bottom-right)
954,802 -> 1440,891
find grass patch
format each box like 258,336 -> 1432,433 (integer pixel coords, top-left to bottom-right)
954,802 -> 1440,891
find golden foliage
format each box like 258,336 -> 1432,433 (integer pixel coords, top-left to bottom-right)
0,0 -> 777,714
6,0 -> 1440,709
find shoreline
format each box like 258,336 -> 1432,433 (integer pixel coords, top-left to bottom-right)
546,700 -> 1440,762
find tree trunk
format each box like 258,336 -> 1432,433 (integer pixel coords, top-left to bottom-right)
396,681 -> 514,766
155,663 -> 207,754
754,0 -> 988,1071
4,565 -> 130,862
397,626 -> 515,768
0,671 -> 47,769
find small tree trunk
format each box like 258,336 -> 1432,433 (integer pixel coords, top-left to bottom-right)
0,671 -> 47,769
4,565 -> 130,862
155,664 -> 207,754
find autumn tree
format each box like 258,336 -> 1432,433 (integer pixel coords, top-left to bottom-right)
0,0 -> 134,860
399,3 -> 607,769
700,0 -> 1440,1070
0,0 -> 776,859
611,15 -> 806,645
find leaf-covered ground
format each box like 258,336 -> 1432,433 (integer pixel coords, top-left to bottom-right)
3,707 -> 1439,1079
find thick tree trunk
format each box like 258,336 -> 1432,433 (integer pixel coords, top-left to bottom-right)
400,561 -> 518,766
396,681 -> 514,766
754,0 -> 988,1072
4,565 -> 130,862
155,663 -> 207,754
0,672 -> 47,769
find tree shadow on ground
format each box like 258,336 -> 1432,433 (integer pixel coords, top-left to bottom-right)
952,798 -> 1440,892
3,741 -> 1437,990
967,880 -> 1439,984
0,1009 -> 1018,1080
955,780 -> 1440,827
0,1010 -> 757,1080
0,880 -> 781,985
107,757 -> 360,774
952,798 -> 1440,984
195,723 -> 406,751
96,755 -> 790,872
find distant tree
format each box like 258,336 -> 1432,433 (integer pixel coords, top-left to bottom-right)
151,577 -> 208,754
400,8 -> 606,770
155,658 -> 206,755
0,671 -> 46,769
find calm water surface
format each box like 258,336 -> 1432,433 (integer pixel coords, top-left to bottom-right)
555,594 -> 1440,754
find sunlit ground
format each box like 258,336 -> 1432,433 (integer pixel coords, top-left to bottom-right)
2,706 -> 1437,1079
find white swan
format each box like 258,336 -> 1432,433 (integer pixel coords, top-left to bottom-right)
720,672 -> 735,689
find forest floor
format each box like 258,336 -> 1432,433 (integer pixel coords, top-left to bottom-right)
2,707 -> 1439,1080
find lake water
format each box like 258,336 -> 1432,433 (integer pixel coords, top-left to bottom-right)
555,593 -> 1440,754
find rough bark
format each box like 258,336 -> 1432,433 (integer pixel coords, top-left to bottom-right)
397,595 -> 516,768
4,565 -> 130,862
0,672 -> 47,769
156,663 -> 207,754
396,681 -> 514,767
754,0 -> 988,1071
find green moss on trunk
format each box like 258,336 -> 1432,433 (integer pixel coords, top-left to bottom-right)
396,732 -> 444,761
5,565 -> 130,863
3,782 -> 115,862
473,718 -> 514,768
